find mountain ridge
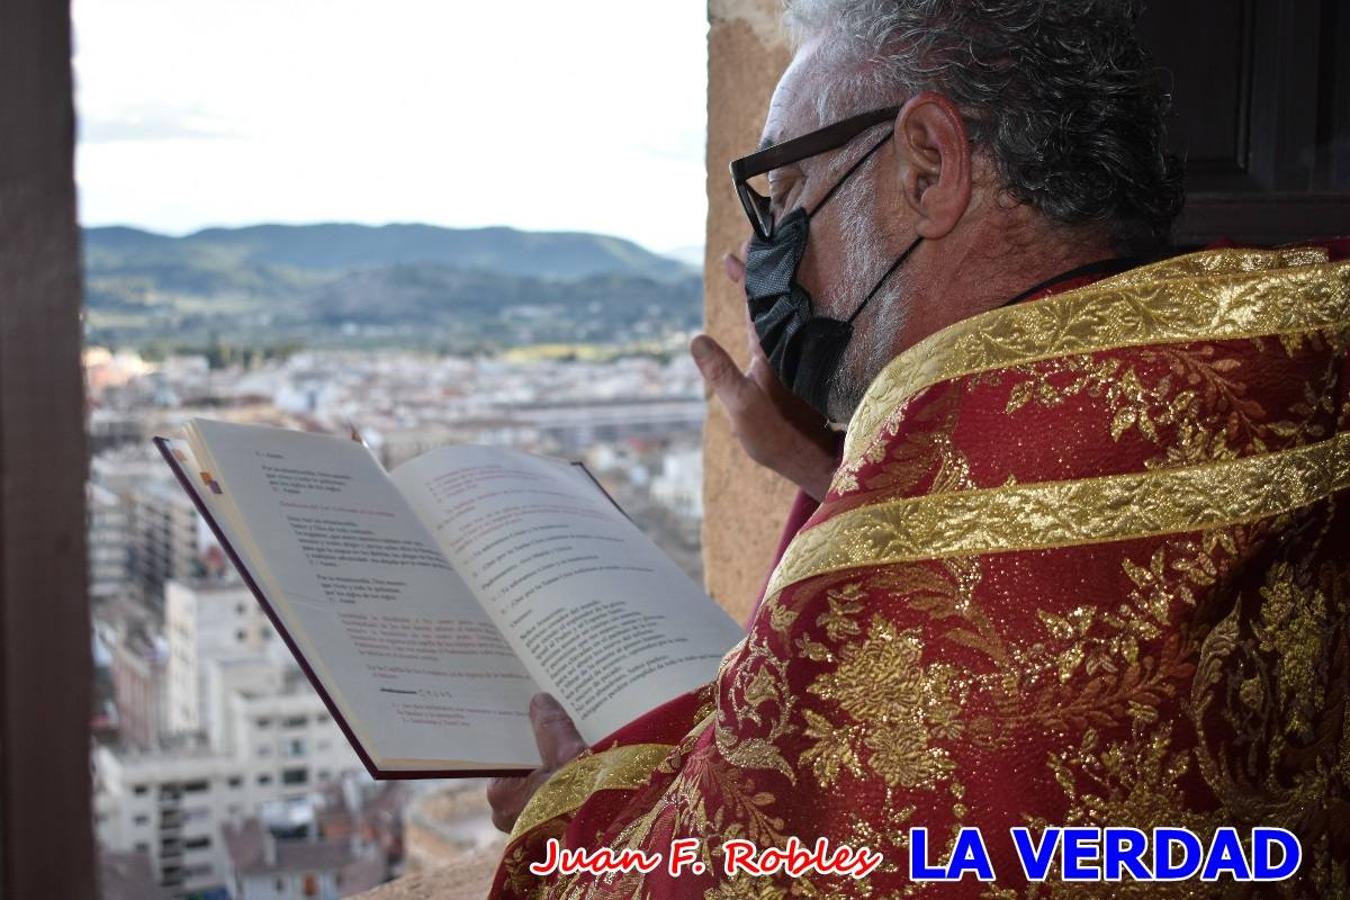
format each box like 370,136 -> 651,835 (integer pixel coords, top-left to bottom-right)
83,222 -> 694,283
81,222 -> 704,352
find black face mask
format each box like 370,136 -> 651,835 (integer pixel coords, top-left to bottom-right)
743,133 -> 921,417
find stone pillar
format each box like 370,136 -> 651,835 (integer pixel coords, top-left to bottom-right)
701,0 -> 794,622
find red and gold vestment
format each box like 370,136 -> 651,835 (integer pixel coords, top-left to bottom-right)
494,247 -> 1350,898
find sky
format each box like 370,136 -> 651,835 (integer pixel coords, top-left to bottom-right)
72,0 -> 710,254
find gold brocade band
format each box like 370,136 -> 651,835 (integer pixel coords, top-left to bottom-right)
842,251 -> 1350,470
509,743 -> 673,844
767,432 -> 1350,600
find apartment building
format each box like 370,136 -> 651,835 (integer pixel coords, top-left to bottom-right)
94,666 -> 362,896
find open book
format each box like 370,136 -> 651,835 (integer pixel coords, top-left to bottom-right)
155,419 -> 743,778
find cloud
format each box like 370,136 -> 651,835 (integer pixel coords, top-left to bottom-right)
78,106 -> 238,143
71,0 -> 712,251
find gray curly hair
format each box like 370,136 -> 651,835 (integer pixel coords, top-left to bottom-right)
784,0 -> 1184,252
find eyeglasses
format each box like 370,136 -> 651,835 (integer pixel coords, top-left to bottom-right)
729,105 -> 901,240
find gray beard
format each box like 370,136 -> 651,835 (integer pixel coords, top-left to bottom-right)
824,281 -> 905,424
821,187 -> 909,424
811,149 -> 910,425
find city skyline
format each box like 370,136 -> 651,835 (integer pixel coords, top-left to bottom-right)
87,345 -> 708,896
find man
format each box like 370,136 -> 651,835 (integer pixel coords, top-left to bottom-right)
489,0 -> 1350,896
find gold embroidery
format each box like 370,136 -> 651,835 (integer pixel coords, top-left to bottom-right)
508,743 -> 674,843
1094,246 -> 1328,286
799,708 -> 865,788
1008,338 -> 1341,470
815,583 -> 865,642
502,250 -> 1350,900
590,727 -> 793,893
1015,518 -> 1350,897
691,682 -> 719,731
714,630 -> 797,782
703,880 -> 787,900
1031,723 -> 1218,898
1189,542 -> 1349,831
832,385 -> 975,503
767,432 -> 1350,599
804,615 -> 964,790
503,834 -> 562,900
866,558 -> 1006,665
843,252 -> 1350,470
1254,562 -> 1328,740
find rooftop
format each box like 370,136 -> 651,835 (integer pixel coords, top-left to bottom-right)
223,818 -> 356,877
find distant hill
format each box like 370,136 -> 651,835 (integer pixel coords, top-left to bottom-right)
83,223 -> 693,282
81,223 -> 703,353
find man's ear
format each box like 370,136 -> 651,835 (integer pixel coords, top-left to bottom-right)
891,91 -> 972,239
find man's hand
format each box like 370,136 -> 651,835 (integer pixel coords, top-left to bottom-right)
486,693 -> 587,834
691,249 -> 839,500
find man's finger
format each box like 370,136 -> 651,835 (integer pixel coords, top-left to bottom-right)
486,774 -> 529,808
489,767 -> 556,833
690,335 -> 756,415
491,804 -> 516,833
530,693 -> 587,769
487,774 -> 530,832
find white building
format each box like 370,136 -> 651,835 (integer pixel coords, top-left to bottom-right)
99,578 -> 362,896
91,446 -> 172,508
94,666 -> 363,897
165,579 -> 280,735
89,481 -> 132,605
129,480 -> 208,608
512,396 -> 705,453
651,446 -> 704,520
110,627 -> 171,749
224,816 -> 376,900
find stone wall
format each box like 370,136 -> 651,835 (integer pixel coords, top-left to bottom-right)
354,857 -> 498,900
401,785 -> 504,875
357,785 -> 504,900
701,0 -> 794,623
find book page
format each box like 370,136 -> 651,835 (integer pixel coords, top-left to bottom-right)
391,446 -> 744,743
186,420 -> 542,770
